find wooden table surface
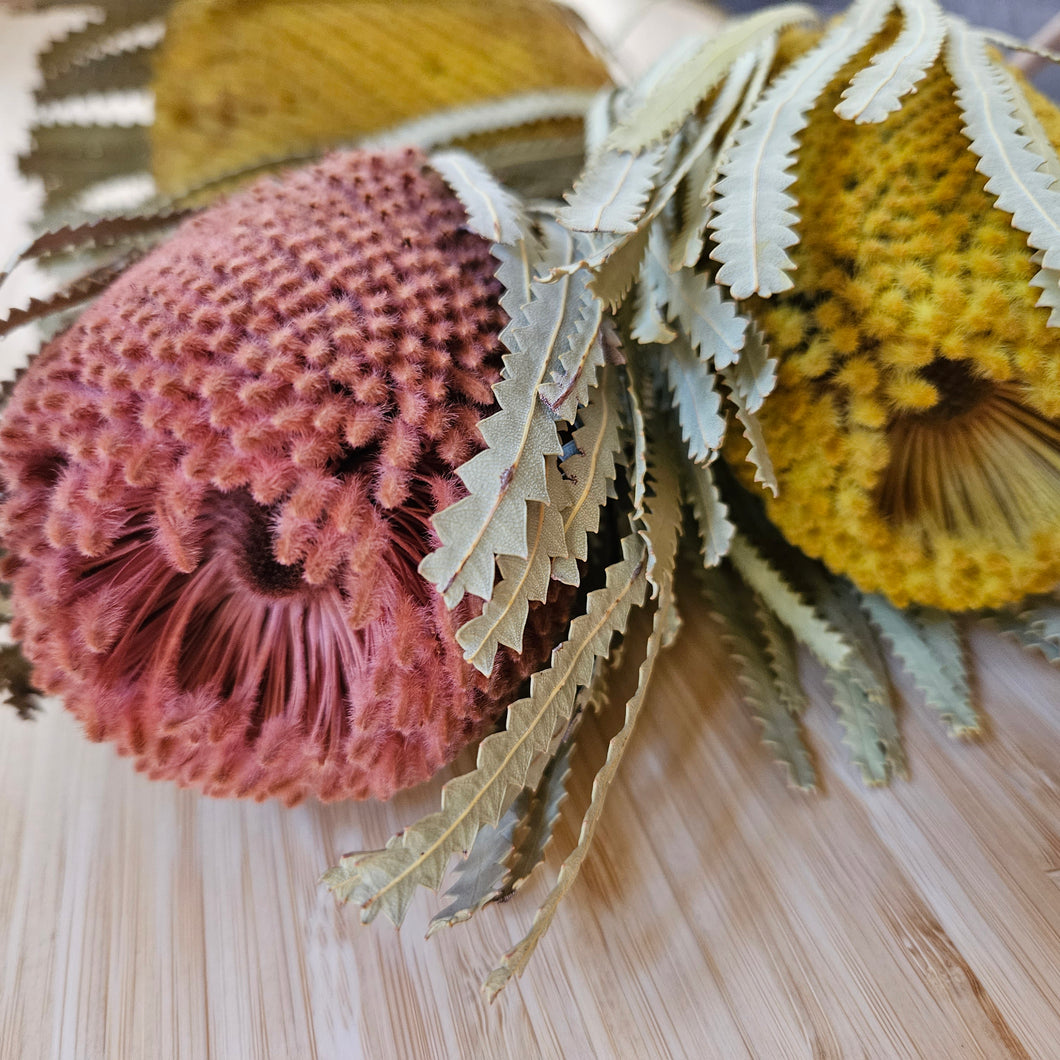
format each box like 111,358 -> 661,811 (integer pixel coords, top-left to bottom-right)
5,5 -> 1060,1059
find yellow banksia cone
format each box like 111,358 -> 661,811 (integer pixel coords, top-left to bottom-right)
151,0 -> 610,194
733,28 -> 1060,612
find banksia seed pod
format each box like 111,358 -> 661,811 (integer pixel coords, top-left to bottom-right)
0,148 -> 571,804
151,0 -> 611,194
735,29 -> 1060,612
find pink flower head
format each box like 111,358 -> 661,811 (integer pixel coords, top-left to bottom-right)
0,149 -> 569,804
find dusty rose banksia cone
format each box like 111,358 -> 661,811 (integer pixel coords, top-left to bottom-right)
0,149 -> 569,804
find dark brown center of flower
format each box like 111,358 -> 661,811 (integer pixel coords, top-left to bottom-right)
877,364 -> 1060,538
915,358 -> 993,421
217,493 -> 305,598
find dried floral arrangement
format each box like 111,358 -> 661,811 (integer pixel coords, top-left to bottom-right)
4,0 -> 1060,998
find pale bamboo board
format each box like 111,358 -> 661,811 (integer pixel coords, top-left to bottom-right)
5,6 -> 1060,1059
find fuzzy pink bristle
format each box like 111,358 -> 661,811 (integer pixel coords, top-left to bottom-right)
0,148 -> 572,805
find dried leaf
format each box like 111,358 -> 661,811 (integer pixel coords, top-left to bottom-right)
605,4 -> 817,155
538,234 -> 606,420
703,567 -> 816,789
726,533 -> 851,670
720,316 -> 776,413
430,150 -> 526,245
671,38 -> 778,270
946,17 -> 1060,275
630,222 -> 676,345
1015,599 -> 1060,643
836,0 -> 946,123
35,0 -> 165,74
36,40 -> 156,104
367,89 -> 598,151
483,462 -> 678,992
550,363 -> 624,585
861,595 -> 979,737
20,122 -> 151,209
986,608 -> 1060,664
807,573 -> 906,784
0,250 -> 145,341
327,534 -> 648,927
426,797 -> 526,936
666,269 -> 747,370
727,384 -> 778,496
557,143 -> 667,235
587,222 -> 650,310
685,460 -> 735,568
663,336 -> 726,464
421,225 -> 588,607
1,210 -> 189,285
709,0 -> 893,298
456,494 -> 568,676
499,733 -> 577,897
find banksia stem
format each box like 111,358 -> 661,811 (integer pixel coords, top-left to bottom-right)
0,149 -> 571,804
734,28 -> 1060,611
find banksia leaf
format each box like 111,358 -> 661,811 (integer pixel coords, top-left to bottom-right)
456,493 -> 568,676
946,18 -> 1060,274
430,151 -> 528,245
671,38 -> 778,271
666,270 -> 748,370
807,572 -> 907,783
605,3 -> 817,155
721,318 -> 777,415
498,728 -> 577,897
485,502 -> 677,999
703,567 -> 816,789
550,363 -> 625,586
709,0 -> 893,298
862,596 -> 979,737
727,534 -> 851,670
663,337 -> 726,465
685,460 -> 735,569
557,143 -> 667,235
421,223 -> 590,608
329,532 -> 648,927
986,609 -> 1060,665
835,0 -> 946,123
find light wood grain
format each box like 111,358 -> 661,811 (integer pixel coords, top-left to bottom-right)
5,5 -> 1060,1059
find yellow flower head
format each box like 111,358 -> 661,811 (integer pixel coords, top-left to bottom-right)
150,0 -> 610,194
736,29 -> 1060,611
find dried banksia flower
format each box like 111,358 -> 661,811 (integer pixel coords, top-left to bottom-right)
735,26 -> 1060,610
0,148 -> 570,804
151,0 -> 610,193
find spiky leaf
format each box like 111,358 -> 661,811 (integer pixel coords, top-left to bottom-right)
430,150 -> 526,245
703,568 -> 816,789
557,143 -> 667,234
328,535 -> 648,927
946,18 -> 1060,277
605,4 -> 817,155
421,225 -> 592,607
836,0 -> 946,123
663,337 -> 726,464
861,594 -> 979,737
727,534 -> 851,669
709,0 -> 893,298
685,460 -> 735,568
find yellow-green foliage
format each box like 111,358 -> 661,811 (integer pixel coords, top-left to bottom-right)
151,0 -> 610,194
733,29 -> 1060,611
